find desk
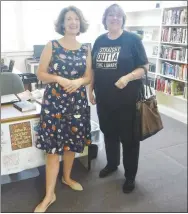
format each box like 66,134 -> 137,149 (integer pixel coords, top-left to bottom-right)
1,103 -> 100,178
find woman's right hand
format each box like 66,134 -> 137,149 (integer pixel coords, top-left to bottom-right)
89,91 -> 96,105
56,76 -> 71,88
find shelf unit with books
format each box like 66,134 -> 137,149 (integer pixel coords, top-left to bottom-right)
156,5 -> 187,123
124,4 -> 187,123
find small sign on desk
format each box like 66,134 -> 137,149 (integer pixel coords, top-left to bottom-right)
9,121 -> 32,150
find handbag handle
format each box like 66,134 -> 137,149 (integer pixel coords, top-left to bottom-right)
139,66 -> 153,98
137,66 -> 153,101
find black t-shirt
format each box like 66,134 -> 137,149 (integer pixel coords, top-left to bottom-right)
92,30 -> 148,110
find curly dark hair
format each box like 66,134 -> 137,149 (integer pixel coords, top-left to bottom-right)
55,6 -> 89,36
102,4 -> 126,30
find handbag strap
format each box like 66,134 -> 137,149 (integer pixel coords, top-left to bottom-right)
139,66 -> 153,98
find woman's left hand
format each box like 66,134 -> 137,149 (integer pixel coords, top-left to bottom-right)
64,79 -> 83,93
115,75 -> 130,89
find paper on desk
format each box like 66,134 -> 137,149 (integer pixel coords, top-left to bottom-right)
1,94 -> 19,104
16,90 -> 33,101
31,89 -> 44,99
16,89 -> 43,101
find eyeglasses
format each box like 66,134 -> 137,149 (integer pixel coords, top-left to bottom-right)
107,13 -> 123,19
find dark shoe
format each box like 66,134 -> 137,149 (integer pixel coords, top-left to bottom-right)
99,166 -> 118,178
123,179 -> 135,193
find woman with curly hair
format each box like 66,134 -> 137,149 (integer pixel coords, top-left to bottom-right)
34,6 -> 92,212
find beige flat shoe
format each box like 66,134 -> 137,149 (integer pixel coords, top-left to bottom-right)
34,194 -> 56,213
62,178 -> 83,191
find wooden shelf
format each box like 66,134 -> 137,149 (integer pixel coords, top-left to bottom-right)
126,25 -> 160,28
143,40 -> 159,43
164,5 -> 187,10
125,8 -> 161,13
162,24 -> 187,27
158,58 -> 187,64
175,95 -> 187,101
156,73 -> 187,83
161,42 -> 187,46
148,71 -> 155,75
148,56 -> 158,59
156,90 -> 187,101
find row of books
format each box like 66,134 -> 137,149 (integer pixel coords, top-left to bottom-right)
155,76 -> 187,98
161,27 -> 187,43
160,45 -> 187,62
162,8 -> 187,25
160,62 -> 187,81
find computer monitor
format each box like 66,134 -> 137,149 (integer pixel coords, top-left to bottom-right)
33,45 -> 45,59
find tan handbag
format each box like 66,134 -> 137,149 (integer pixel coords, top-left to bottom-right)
135,67 -> 163,141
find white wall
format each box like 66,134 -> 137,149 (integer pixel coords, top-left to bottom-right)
1,1 -> 187,73
160,1 -> 187,7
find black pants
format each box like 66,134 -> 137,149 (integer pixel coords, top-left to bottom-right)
97,103 -> 140,180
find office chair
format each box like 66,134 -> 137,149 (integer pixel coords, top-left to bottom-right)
18,73 -> 39,91
0,72 -> 25,95
1,59 -> 15,72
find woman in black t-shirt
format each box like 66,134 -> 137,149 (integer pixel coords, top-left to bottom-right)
89,4 -> 149,193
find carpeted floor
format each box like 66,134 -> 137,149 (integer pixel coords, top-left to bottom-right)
1,105 -> 187,213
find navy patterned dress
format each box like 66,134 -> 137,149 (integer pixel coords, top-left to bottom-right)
36,40 -> 91,155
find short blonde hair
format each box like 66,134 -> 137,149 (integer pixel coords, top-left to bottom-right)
102,4 -> 126,30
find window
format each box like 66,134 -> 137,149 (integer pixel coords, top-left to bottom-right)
21,1 -> 107,48
3,1 -> 186,52
1,1 -> 21,52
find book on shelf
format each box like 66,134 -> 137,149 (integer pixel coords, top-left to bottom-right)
149,63 -> 156,73
160,45 -> 187,62
161,27 -> 187,43
13,101 -> 36,112
160,62 -> 187,81
162,8 -> 187,25
155,76 -> 186,98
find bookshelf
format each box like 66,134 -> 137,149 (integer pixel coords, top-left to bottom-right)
125,4 -> 187,123
157,5 -> 187,115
